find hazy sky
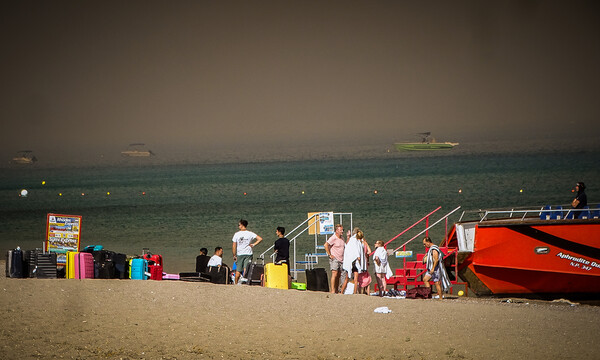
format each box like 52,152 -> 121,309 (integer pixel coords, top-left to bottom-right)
1,1 -> 599,160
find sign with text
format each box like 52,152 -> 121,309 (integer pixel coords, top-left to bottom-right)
395,250 -> 414,258
46,213 -> 82,265
318,211 -> 334,235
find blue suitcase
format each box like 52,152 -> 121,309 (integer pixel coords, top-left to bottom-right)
130,258 -> 149,280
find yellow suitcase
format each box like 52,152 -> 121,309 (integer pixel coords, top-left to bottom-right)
264,263 -> 289,289
66,251 -> 78,279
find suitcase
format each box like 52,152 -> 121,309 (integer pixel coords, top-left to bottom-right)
112,253 -> 129,279
143,254 -> 163,266
75,252 -> 94,279
207,266 -> 229,284
264,263 -> 289,289
130,258 -> 149,280
82,245 -> 103,252
5,250 -> 13,278
66,251 -> 78,279
246,263 -> 264,285
162,273 -> 180,280
24,249 -> 40,278
93,250 -> 116,279
36,253 -> 57,279
179,271 -> 211,282
149,264 -> 163,280
9,248 -> 24,278
306,268 -> 329,292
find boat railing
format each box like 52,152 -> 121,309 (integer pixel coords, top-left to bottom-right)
457,204 -> 599,222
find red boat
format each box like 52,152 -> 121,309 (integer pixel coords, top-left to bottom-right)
446,206 -> 600,298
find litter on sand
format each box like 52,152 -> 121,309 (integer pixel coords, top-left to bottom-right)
374,306 -> 392,314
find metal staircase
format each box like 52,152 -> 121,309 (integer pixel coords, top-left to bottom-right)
257,212 -> 353,279
382,206 -> 468,294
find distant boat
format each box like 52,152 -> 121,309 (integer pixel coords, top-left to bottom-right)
11,150 -> 37,165
121,143 -> 155,157
394,132 -> 459,151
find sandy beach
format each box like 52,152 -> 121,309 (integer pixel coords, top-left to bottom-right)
1,260 -> 599,360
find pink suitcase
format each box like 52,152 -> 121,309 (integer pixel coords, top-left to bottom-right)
74,252 -> 94,279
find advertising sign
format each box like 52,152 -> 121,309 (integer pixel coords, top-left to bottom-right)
318,211 -> 334,235
46,213 -> 82,265
395,250 -> 414,258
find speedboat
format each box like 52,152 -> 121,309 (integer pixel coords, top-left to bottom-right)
445,205 -> 600,298
394,132 -> 459,151
121,143 -> 155,157
11,150 -> 37,165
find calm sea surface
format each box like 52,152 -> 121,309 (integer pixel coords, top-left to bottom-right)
1,146 -> 599,273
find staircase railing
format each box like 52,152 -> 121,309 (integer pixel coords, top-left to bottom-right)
257,212 -> 353,279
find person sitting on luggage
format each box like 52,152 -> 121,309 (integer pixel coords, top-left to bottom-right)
207,247 -> 224,267
196,247 -> 211,273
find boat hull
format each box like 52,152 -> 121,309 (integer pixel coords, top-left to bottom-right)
121,151 -> 152,157
452,219 -> 600,297
394,142 -> 457,151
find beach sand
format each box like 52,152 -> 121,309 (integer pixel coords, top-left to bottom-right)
1,260 -> 599,360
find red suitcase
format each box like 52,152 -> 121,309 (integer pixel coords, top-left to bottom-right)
143,254 -> 163,266
149,264 -> 163,280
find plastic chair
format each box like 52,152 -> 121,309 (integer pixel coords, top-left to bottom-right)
580,206 -> 591,219
592,205 -> 600,219
540,205 -> 551,220
551,206 -> 563,220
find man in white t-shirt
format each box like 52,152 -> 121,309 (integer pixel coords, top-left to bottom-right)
207,247 -> 224,267
232,219 -> 263,284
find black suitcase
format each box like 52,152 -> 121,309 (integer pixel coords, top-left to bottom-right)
7,249 -> 24,278
5,250 -> 13,278
36,253 -> 57,279
207,266 -> 229,284
23,249 -> 42,278
246,263 -> 263,285
93,250 -> 116,279
179,272 -> 211,282
306,268 -> 329,292
112,253 -> 129,279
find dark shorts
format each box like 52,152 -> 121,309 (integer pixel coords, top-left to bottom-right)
236,255 -> 253,275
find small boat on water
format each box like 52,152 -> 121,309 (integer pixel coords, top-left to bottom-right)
121,143 -> 155,157
394,132 -> 458,151
10,150 -> 37,165
445,205 -> 600,298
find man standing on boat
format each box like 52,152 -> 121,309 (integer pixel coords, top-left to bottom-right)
232,219 -> 263,284
422,236 -> 451,299
324,224 -> 345,294
571,182 -> 587,218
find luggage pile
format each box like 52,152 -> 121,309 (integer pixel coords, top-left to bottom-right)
6,247 -> 327,293
5,245 -> 167,281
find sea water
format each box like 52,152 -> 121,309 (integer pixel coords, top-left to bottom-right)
1,145 -> 599,273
